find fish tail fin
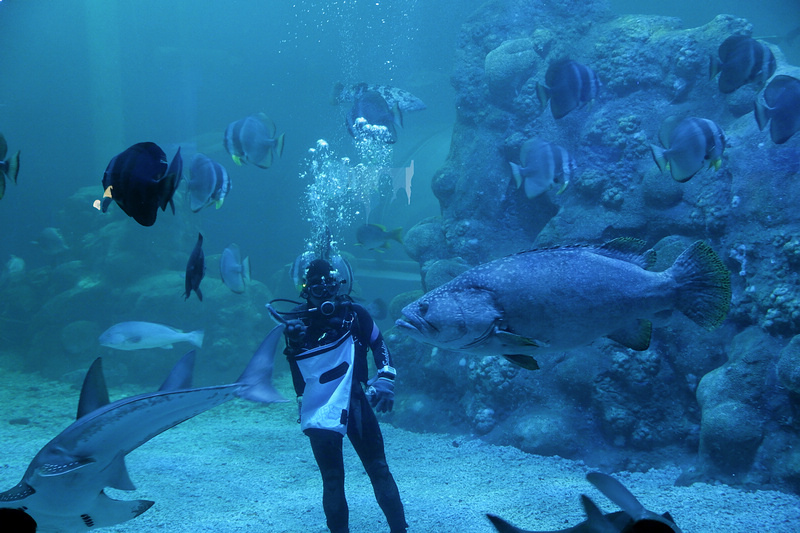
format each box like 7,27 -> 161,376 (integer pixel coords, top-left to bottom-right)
649,144 -> 669,173
392,103 -> 404,128
236,325 -> 288,404
535,81 -> 550,108
275,133 -> 286,158
188,329 -> 205,348
486,514 -> 526,533
5,150 -> 19,184
753,98 -> 769,131
709,55 -> 721,80
668,241 -> 731,330
509,162 -> 523,188
390,227 -> 404,244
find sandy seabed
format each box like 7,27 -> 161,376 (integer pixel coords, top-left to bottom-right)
1,358 -> 799,533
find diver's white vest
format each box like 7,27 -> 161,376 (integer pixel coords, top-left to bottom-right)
294,332 -> 355,435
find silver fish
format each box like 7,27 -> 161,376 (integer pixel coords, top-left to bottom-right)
99,321 -> 204,350
396,239 -> 730,370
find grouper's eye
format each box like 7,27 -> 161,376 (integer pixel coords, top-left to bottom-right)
418,301 -> 429,316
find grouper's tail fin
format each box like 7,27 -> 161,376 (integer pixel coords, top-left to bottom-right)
669,241 -> 731,330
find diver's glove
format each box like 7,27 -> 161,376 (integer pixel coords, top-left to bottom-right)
367,366 -> 396,413
285,319 -> 307,349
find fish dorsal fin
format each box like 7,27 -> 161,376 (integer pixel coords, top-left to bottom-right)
607,319 -> 652,351
597,238 -> 656,269
255,113 -> 277,137
580,495 -> 618,533
77,358 -> 110,419
658,115 -> 681,148
718,34 -> 750,62
108,456 -> 136,491
587,472 -> 646,520
764,75 -> 800,104
159,350 -> 195,391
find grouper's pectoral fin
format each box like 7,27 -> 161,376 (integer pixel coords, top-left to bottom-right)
495,331 -> 546,370
494,330 -> 548,349
607,319 -> 652,351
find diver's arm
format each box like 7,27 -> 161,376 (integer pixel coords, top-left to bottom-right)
353,304 -> 394,372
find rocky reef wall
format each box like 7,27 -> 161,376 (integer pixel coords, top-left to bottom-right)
395,0 -> 800,492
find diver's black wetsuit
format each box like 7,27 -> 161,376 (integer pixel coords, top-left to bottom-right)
284,298 -> 407,533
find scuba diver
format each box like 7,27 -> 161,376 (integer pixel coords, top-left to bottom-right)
275,257 -> 407,533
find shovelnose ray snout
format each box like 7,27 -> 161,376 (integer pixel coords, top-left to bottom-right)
0,325 -> 287,532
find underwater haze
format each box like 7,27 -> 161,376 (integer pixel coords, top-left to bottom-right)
3,0 -> 800,532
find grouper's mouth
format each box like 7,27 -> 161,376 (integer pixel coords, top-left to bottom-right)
395,314 -> 437,339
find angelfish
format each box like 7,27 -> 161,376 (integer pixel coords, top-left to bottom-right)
509,139 -> 574,199
536,59 -> 601,119
709,35 -> 776,94
754,75 -> 800,145
0,132 -> 20,201
650,116 -> 726,183
223,113 -> 285,168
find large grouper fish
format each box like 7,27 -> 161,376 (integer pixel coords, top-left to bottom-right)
396,238 -> 731,370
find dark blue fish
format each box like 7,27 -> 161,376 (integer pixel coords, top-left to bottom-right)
100,142 -> 182,227
754,75 -> 800,145
509,139 -> 574,198
187,153 -> 231,212
710,35 -> 776,94
185,233 -> 205,301
219,243 -> 250,294
650,116 -> 726,183
537,60 -> 601,119
346,90 -> 403,144
0,133 -> 20,201
223,113 -> 285,168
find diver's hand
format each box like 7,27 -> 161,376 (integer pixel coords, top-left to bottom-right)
285,319 -> 307,346
367,375 -> 395,413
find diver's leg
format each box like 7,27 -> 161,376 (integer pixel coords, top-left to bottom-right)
347,391 -> 407,533
307,428 -> 349,533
